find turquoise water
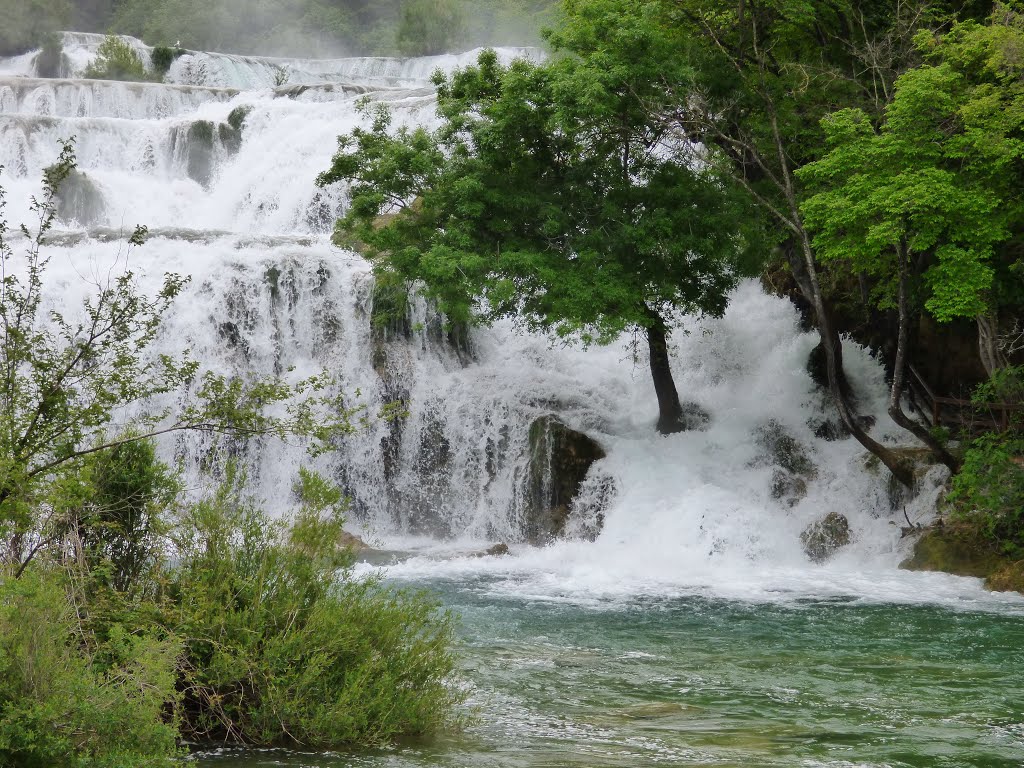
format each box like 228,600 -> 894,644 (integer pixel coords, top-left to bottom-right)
195,574 -> 1024,768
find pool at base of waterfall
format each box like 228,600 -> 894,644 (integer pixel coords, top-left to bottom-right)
194,571 -> 1024,768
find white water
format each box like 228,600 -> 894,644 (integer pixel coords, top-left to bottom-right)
2,34 -> 1018,612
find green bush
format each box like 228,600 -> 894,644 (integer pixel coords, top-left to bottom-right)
948,432 -> 1024,558
84,35 -> 150,82
170,466 -> 463,747
0,570 -> 181,768
150,45 -> 185,76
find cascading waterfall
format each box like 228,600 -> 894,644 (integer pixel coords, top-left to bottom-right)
1,33 -> 1017,610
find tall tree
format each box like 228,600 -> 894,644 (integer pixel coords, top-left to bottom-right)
798,5 -> 1024,465
603,0 -> 964,484
319,45 -> 757,433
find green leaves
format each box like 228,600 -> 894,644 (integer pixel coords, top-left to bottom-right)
798,10 -> 1024,323
320,27 -> 750,346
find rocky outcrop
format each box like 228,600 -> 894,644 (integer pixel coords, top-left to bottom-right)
524,416 -> 606,544
338,530 -> 368,551
900,525 -> 1008,579
751,419 -> 817,506
800,512 -> 851,562
54,167 -> 104,226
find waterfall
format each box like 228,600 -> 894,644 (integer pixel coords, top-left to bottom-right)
2,33 -> 997,607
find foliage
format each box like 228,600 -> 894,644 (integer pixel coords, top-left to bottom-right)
319,49 -> 753,343
36,32 -> 64,79
105,0 -> 555,57
0,0 -> 71,58
150,45 -> 185,76
947,431 -> 1024,558
83,35 -> 151,82
169,466 -> 463,746
797,6 -> 1024,324
0,569 -> 180,768
397,0 -> 467,55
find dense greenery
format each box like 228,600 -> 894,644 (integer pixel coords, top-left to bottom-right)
0,0 -> 70,57
83,34 -> 150,80
0,150 -> 462,763
319,35 -> 758,431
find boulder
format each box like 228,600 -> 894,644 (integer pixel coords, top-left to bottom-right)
524,416 -> 606,544
752,420 -> 817,506
800,512 -> 851,563
338,530 -> 368,551
986,561 -> 1024,593
899,525 -> 1005,578
54,168 -> 104,226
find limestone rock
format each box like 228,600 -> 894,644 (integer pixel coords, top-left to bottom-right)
54,168 -> 104,226
752,420 -> 817,506
524,416 -> 606,544
986,561 -> 1024,593
338,530 -> 368,551
801,512 -> 851,563
899,526 -> 1004,578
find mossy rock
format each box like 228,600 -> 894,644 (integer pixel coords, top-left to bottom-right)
52,167 -> 104,226
900,526 -> 1007,579
801,512 -> 851,563
227,104 -> 253,132
754,419 -> 817,478
985,560 -> 1024,593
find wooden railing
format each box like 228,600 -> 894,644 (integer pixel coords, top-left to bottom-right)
907,365 -> 1023,434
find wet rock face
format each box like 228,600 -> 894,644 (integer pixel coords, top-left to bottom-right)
54,167 -> 104,226
525,416 -> 606,544
751,419 -> 817,506
801,512 -> 851,563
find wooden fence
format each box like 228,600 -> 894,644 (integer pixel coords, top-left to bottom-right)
907,365 -> 1023,434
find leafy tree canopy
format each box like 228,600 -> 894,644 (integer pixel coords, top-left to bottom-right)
798,5 -> 1024,323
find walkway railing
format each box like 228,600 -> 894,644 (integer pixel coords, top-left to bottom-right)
907,365 -> 1022,434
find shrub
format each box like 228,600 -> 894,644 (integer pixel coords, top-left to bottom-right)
169,466 -> 464,747
150,45 -> 185,76
36,32 -> 64,78
84,35 -> 150,82
0,569 -> 181,768
947,432 -> 1024,558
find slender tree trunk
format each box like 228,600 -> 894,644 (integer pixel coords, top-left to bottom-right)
645,308 -> 685,434
792,232 -> 915,487
887,244 -> 960,473
977,312 -> 1007,379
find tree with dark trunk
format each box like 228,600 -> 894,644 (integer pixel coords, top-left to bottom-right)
319,39 -> 757,433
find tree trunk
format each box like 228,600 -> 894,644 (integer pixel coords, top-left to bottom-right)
645,308 -> 685,434
790,234 -> 916,487
977,312 -> 1008,379
887,244 -> 960,473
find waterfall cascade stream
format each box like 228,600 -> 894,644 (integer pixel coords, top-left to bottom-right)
1,32 -> 1020,605
2,33 -> 1023,768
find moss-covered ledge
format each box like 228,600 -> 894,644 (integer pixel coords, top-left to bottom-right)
900,524 -> 1024,594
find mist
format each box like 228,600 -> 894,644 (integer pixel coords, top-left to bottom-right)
33,0 -> 559,59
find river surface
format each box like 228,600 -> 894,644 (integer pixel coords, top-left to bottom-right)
195,568 -> 1024,768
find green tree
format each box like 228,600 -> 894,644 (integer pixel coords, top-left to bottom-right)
319,45 -> 755,433
396,0 -> 467,55
83,34 -> 150,81
584,0 -> 980,484
797,6 -> 1024,469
